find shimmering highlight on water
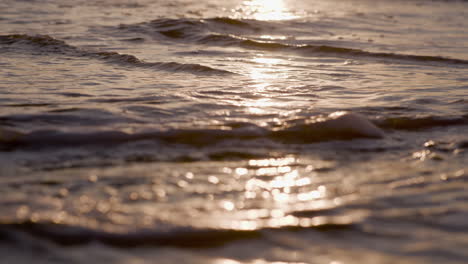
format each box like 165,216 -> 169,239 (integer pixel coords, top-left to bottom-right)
1,0 -> 468,263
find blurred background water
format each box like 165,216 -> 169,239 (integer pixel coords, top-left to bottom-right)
0,0 -> 467,263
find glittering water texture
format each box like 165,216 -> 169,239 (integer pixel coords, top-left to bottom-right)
0,0 -> 467,263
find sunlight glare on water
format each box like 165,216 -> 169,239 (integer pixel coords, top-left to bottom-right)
237,56 -> 294,116
1,0 -> 468,263
236,0 -> 300,20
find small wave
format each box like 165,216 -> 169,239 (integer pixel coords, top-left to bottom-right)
147,18 -> 205,29
197,35 -> 289,51
0,221 -> 260,248
150,61 -> 234,74
0,34 -> 77,52
376,116 -> 468,131
127,17 -> 260,41
0,112 -> 383,149
145,17 -> 261,32
2,112 -> 466,150
118,18 -> 468,66
121,17 -> 267,44
0,34 -> 234,75
207,35 -> 468,65
296,45 -> 468,65
94,51 -> 234,75
209,17 -> 259,29
271,111 -> 385,143
128,18 -> 205,40
0,219 -> 352,248
125,17 -> 265,42
3,103 -> 53,108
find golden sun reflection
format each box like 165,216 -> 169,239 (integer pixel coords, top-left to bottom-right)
259,35 -> 288,40
240,0 -> 299,21
251,57 -> 283,65
214,259 -> 241,264
249,157 -> 296,167
243,157 -> 328,208
238,55 -> 287,116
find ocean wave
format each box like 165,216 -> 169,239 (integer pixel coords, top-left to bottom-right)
297,45 -> 468,65
0,112 -> 382,149
209,17 -> 261,29
0,219 -> 352,248
94,51 -> 234,74
144,17 -> 262,33
2,112 -> 466,150
0,34 -> 234,75
120,17 -> 468,66
0,34 -> 77,52
0,221 -> 262,248
207,35 -> 468,65
375,115 -> 468,131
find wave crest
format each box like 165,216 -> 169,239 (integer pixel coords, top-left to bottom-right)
1,112 -> 383,149
0,34 -> 77,52
3,111 -> 467,150
0,218 -> 352,248
0,34 -> 235,75
376,115 -> 468,130
119,18 -> 468,66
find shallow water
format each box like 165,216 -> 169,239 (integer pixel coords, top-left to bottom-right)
1,0 -> 468,263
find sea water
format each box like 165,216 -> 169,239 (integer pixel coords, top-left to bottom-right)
0,0 -> 467,263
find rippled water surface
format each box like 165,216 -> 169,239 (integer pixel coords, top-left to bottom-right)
1,0 -> 467,263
